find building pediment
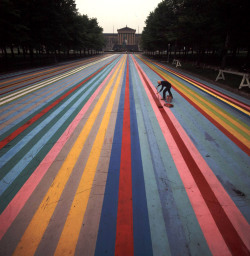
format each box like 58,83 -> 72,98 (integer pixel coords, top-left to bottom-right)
117,26 -> 136,33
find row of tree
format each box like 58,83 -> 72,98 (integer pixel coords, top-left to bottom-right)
141,0 -> 250,68
0,0 -> 105,62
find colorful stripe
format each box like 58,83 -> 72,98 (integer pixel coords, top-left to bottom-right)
0,54 -> 249,256
115,57 -> 134,255
12,56 -> 126,256
94,58 -> 126,256
129,57 -> 153,255
53,56 -> 126,256
0,58 -> 120,213
0,55 -> 107,97
131,58 -> 189,255
0,57 -> 117,149
0,57 -> 121,240
132,56 -> 250,255
137,56 -> 250,155
151,60 -> 250,114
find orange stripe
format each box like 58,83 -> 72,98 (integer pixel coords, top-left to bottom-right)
0,56 -> 103,87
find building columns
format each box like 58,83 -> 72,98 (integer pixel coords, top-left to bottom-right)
118,31 -> 135,45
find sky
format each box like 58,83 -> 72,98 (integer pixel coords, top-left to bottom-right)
75,0 -> 162,33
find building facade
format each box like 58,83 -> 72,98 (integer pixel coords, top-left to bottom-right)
117,27 -> 136,46
103,26 -> 141,52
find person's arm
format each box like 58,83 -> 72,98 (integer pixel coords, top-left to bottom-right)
157,82 -> 163,92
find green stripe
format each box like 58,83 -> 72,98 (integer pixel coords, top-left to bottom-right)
0,65 -> 112,146
0,80 -> 101,213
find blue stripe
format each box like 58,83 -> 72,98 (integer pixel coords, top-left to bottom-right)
0,66 -> 113,169
129,57 -> 153,255
0,61 -> 117,160
0,57 -> 122,213
0,59 -> 119,137
0,59 -> 121,200
0,79 -> 100,195
133,57 -> 189,255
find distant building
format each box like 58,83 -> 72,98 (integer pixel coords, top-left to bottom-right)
103,26 -> 141,52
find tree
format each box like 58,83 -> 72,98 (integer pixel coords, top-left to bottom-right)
0,0 -> 105,69
141,0 -> 250,68
0,0 -> 28,58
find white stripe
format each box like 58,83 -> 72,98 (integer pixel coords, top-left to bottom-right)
0,55 -> 114,106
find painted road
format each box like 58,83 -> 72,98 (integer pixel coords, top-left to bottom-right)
0,54 -> 249,256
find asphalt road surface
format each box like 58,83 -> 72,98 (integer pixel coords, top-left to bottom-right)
0,54 -> 249,256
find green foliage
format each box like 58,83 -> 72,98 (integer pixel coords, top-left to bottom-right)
0,0 -> 104,54
141,0 -> 250,66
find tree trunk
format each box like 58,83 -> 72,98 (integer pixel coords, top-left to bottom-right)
10,45 -> 14,58
22,46 -> 26,59
29,45 -> 34,64
3,46 -> 8,59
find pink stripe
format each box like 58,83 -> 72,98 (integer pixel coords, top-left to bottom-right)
0,60 -> 120,240
166,98 -> 250,250
146,60 -> 250,249
156,63 -> 250,112
132,56 -> 232,255
135,56 -> 250,252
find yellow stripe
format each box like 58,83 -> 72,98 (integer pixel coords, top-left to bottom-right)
142,59 -> 249,143
13,56 -> 126,256
139,57 -> 249,148
156,63 -> 250,116
158,70 -> 250,147
54,56 -> 126,256
137,55 -> 250,116
136,56 -> 249,150
158,68 -> 248,133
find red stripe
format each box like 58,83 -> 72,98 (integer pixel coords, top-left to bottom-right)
115,58 -> 134,256
0,72 -> 66,96
0,60 -> 114,150
141,58 -> 249,155
137,64 -> 249,255
173,87 -> 250,155
0,57 -> 102,96
145,57 -> 249,112
159,64 -> 250,112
